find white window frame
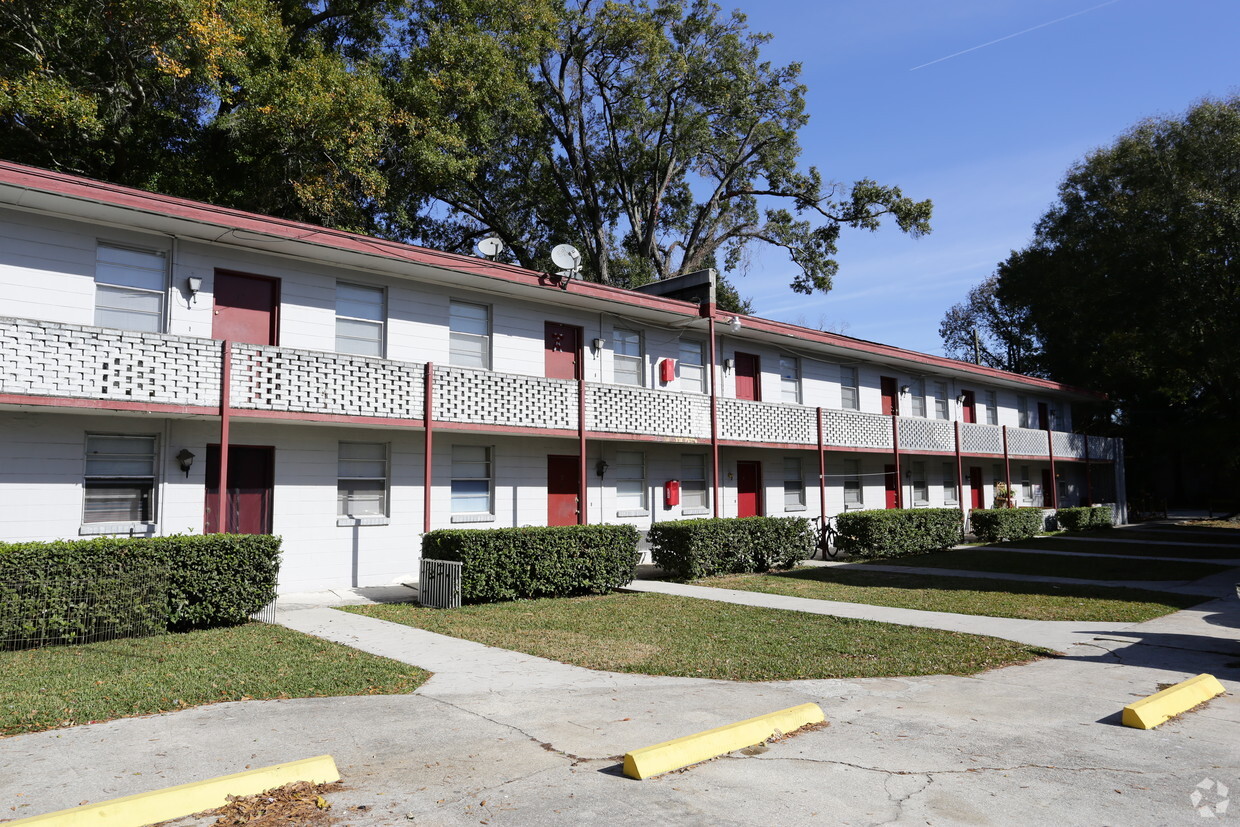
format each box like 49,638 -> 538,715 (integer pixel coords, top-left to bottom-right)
83,433 -> 158,526
986,391 -> 998,426
1021,464 -> 1032,506
1017,394 -> 1030,428
613,328 -> 644,387
842,459 -> 863,506
840,366 -> 859,410
94,243 -> 167,333
337,442 -> 390,521
934,381 -> 950,420
681,453 -> 709,513
779,355 -> 801,404
783,456 -> 806,511
335,281 -> 386,357
451,444 -> 494,519
943,462 -> 958,505
679,340 -> 707,394
614,450 -> 647,515
911,461 -> 929,506
910,378 -> 926,418
449,300 -> 491,369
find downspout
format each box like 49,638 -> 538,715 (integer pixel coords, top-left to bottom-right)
1046,427 -> 1058,509
708,312 -> 720,517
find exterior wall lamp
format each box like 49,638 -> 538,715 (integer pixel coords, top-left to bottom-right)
176,448 -> 196,477
729,316 -> 742,332
900,384 -> 911,395
186,276 -> 202,304
723,358 -> 735,372
595,460 -> 609,477
592,337 -> 605,353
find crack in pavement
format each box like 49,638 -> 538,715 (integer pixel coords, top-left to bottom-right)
745,755 -> 1184,777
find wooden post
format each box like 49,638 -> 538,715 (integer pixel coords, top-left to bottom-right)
216,340 -> 231,532
423,363 -> 434,534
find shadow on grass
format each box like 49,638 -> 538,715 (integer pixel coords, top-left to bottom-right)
764,566 -> 1209,609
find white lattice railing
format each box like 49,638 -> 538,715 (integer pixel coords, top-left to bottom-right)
960,422 -> 1004,455
718,398 -> 817,444
1007,425 -> 1050,457
1052,431 -> 1086,460
1088,435 -> 1117,461
821,409 -> 893,450
434,365 -> 577,430
586,383 -> 710,439
0,317 -> 222,407
231,344 -> 424,419
895,417 -> 955,453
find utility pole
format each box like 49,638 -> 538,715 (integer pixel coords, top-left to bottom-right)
972,327 -> 981,365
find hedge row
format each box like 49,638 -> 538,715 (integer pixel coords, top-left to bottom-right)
969,507 -> 1045,542
1057,505 -> 1114,532
0,534 -> 281,643
834,508 -> 963,558
648,517 -> 813,580
421,524 -> 640,603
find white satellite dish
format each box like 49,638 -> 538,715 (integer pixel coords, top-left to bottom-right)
550,244 -> 582,273
476,236 -> 504,258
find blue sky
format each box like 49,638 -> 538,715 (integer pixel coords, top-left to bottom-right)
722,0 -> 1240,355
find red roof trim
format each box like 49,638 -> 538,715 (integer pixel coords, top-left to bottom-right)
0,160 -> 1098,396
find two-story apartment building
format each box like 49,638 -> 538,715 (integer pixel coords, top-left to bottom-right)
0,162 -> 1124,593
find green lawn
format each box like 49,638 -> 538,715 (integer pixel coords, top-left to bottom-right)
701,568 -> 1205,622
868,547 -> 1232,581
344,593 -> 1049,682
1002,537 -> 1240,559
0,623 -> 429,737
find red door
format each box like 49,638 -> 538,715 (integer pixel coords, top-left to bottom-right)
737,461 -> 762,517
969,466 -> 984,509
884,464 -> 898,509
1037,402 -> 1050,430
213,272 -> 279,345
204,445 -> 274,534
547,455 -> 580,526
545,322 -> 582,380
961,390 -> 976,424
880,376 -> 899,415
734,353 -> 760,401
1042,469 -> 1054,508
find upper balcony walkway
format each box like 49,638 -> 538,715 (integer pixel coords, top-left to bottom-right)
0,318 -> 1118,462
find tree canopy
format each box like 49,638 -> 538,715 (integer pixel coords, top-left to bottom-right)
944,97 -> 1240,499
1,0 -> 930,307
937,274 -> 1043,377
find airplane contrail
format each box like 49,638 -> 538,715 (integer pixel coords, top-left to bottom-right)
910,0 -> 1123,71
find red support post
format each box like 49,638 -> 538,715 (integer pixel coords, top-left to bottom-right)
891,416 -> 902,509
817,407 -> 826,520
1002,425 -> 1013,508
578,376 -> 587,525
216,340 -> 231,532
1046,427 -> 1058,509
423,363 -> 434,534
955,419 -> 965,519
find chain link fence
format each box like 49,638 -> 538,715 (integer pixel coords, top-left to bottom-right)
0,565 -> 170,650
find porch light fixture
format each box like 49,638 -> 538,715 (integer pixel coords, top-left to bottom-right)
592,337 -> 605,353
723,358 -> 735,372
176,448 -> 196,477
900,384 -> 911,395
956,393 -> 968,404
595,460 -> 609,478
729,316 -> 742,332
186,276 -> 203,303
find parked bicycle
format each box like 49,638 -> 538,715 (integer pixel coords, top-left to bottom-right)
813,515 -> 841,560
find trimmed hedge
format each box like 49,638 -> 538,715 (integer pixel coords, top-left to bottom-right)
421,524 -> 640,603
970,507 -> 1045,542
0,535 -> 281,640
1056,505 -> 1114,532
647,517 -> 814,580
834,508 -> 963,559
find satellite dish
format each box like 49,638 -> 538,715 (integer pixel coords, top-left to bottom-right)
476,236 -> 504,258
550,244 -> 582,272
